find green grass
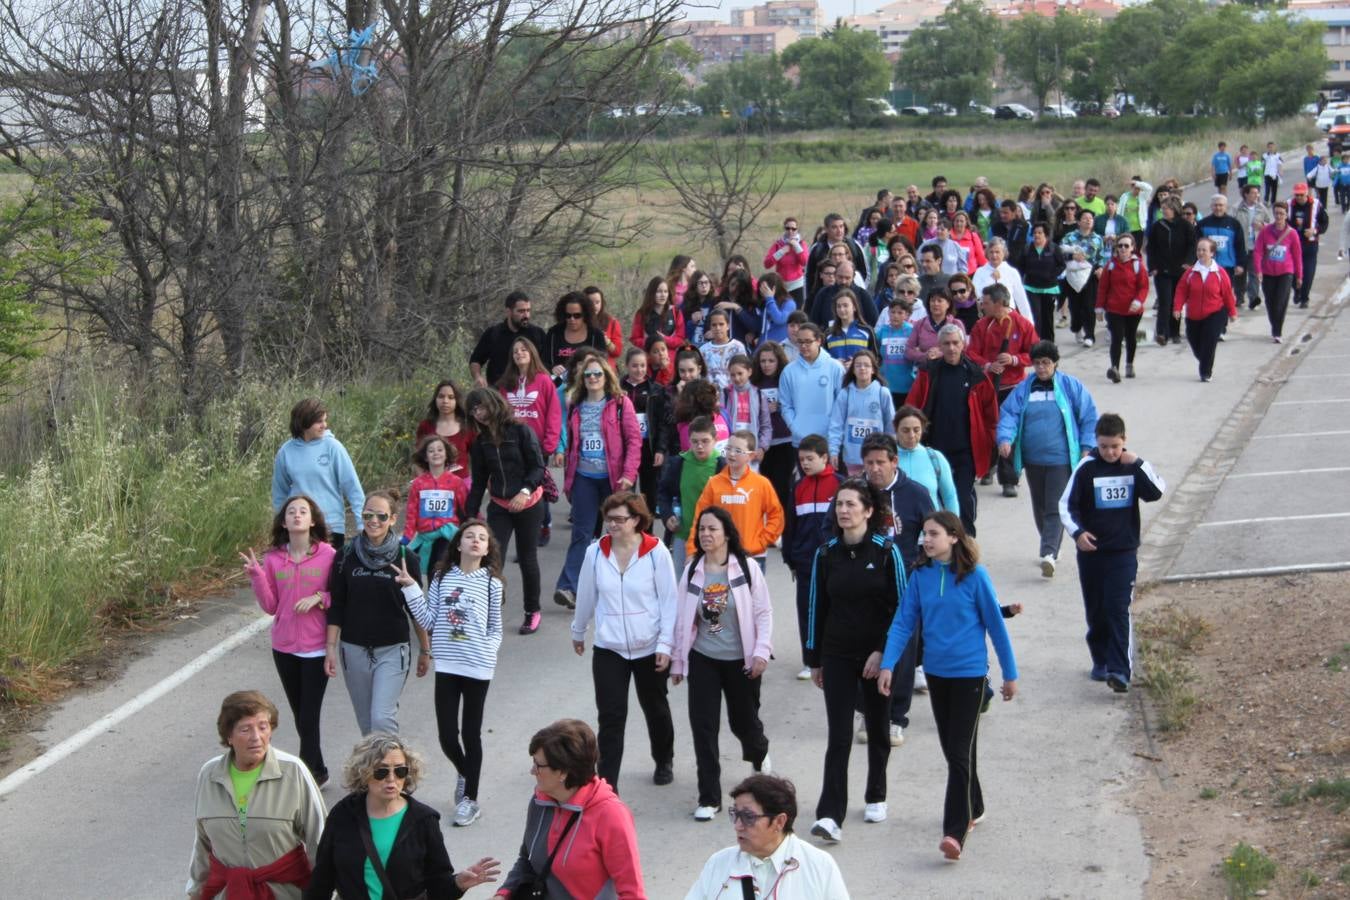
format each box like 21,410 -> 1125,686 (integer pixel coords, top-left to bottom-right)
1136,603 -> 1211,733
1324,642 -> 1350,672
1305,777 -> 1350,814
1199,786 -> 1219,800
1222,842 -> 1277,898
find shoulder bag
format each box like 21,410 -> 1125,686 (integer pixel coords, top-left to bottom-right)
511,809 -> 579,900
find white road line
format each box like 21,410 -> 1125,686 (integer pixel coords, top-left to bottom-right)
1227,466 -> 1350,479
1286,373 -> 1350,379
0,616 -> 270,798
1198,512 -> 1350,528
1164,561 -> 1350,581
1252,429 -> 1350,439
1271,398 -> 1350,405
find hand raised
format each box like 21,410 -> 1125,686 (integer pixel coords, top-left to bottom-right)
393,557 -> 416,587
239,548 -> 261,573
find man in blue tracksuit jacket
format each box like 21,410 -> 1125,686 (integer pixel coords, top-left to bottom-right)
1197,196 -> 1247,335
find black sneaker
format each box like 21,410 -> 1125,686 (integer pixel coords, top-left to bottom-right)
1001,484 -> 1018,498
1107,367 -> 1121,383
1107,675 -> 1129,694
653,762 -> 674,786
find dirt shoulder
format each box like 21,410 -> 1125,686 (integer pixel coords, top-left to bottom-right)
1132,571 -> 1350,898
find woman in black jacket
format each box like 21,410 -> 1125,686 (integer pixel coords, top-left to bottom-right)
1146,197 -> 1198,346
1017,223 -> 1066,342
465,387 -> 548,634
305,733 -> 499,899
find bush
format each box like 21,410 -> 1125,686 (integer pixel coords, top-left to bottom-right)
1221,842 -> 1276,898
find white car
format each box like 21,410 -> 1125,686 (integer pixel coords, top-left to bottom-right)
1040,104 -> 1077,119
868,98 -> 899,118
968,102 -> 996,117
1317,104 -> 1350,132
900,105 -> 929,117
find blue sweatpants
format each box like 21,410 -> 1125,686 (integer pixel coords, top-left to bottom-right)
1076,549 -> 1137,681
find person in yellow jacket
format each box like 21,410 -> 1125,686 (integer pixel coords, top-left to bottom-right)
687,430 -> 785,563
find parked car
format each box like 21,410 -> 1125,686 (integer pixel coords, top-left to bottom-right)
967,102 -> 996,117
1328,118 -> 1350,155
994,103 -> 1035,120
867,98 -> 899,118
929,102 -> 958,117
900,105 -> 929,117
1317,104 -> 1350,132
1040,104 -> 1077,119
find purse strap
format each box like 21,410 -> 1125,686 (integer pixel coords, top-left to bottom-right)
536,809 -> 580,885
360,816 -> 401,899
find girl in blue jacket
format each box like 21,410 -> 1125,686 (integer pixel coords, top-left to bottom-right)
879,510 -> 1018,863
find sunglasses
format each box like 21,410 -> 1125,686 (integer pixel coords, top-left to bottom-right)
372,765 -> 409,781
361,511 -> 391,522
899,288 -> 918,295
951,288 -> 969,296
605,514 -> 634,525
583,370 -> 604,379
565,312 -> 584,320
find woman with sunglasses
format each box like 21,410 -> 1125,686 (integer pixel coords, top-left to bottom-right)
543,291 -> 607,382
764,218 -> 808,303
946,273 -> 980,332
305,733 -> 501,900
553,357 -> 642,612
904,287 -> 966,365
325,489 -> 431,736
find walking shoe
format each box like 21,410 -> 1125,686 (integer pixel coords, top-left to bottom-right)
1217,334 -> 1226,342
1082,337 -> 1094,348
453,798 -> 481,827
914,666 -> 928,693
1155,334 -> 1167,347
1040,555 -> 1056,578
315,771 -> 330,789
888,724 -> 905,747
553,589 -> 575,609
1272,336 -> 1282,344
811,818 -> 842,843
1125,364 -> 1135,379
980,679 -> 994,714
518,612 -> 541,635
1001,484 -> 1018,498
1201,375 -> 1212,383
755,754 -> 772,774
978,472 -> 993,485
1249,298 -> 1261,310
1073,331 -> 1083,344
1090,665 -> 1107,681
1107,674 -> 1130,694
864,802 -> 888,823
538,525 -> 551,547
1107,366 -> 1121,383
1340,250 -> 1345,261
455,774 -> 466,805
1057,313 -> 1069,328
653,762 -> 674,785
693,804 -> 720,821
970,811 -> 988,827
940,835 -> 962,860
796,667 -> 813,681
854,713 -> 868,743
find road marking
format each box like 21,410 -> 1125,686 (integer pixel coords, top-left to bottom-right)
1271,398 -> 1350,405
1252,429 -> 1350,439
1286,373 -> 1350,379
1198,512 -> 1350,528
1164,560 -> 1350,582
1227,466 -> 1350,479
0,616 -> 270,798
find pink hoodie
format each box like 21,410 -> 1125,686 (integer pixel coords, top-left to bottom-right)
500,371 -> 562,454
671,554 -> 773,677
563,394 -> 642,494
247,542 -> 337,654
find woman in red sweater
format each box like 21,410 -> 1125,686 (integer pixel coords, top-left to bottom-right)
630,276 -> 687,353
586,286 -> 624,366
1174,237 -> 1239,383
949,210 -> 987,274
1094,235 -> 1150,383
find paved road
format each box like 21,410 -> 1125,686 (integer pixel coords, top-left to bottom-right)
2,176 -> 1345,899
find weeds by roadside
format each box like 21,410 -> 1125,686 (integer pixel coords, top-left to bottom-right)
1221,842 -> 1277,899
1136,602 -> 1211,733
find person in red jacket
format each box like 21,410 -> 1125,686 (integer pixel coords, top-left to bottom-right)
1095,235 -> 1150,383
967,283 -> 1038,497
1174,237 -> 1240,382
404,436 -> 471,572
905,325 -> 999,536
763,216 -> 809,302
630,276 -> 687,354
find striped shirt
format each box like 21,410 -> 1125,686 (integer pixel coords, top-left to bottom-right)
406,566 -> 503,681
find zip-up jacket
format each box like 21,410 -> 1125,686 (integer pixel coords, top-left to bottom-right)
1095,254 -> 1149,315
905,356 -> 999,479
247,542 -> 337,655
778,352 -> 845,447
271,433 -> 365,536
991,219 -> 1029,267
304,792 -> 465,900
563,394 -> 642,494
805,532 -> 906,667
500,371 -> 562,455
1146,217 -> 1197,277
972,262 -> 1033,320
996,370 -> 1098,474
805,237 -> 867,297
1093,213 -> 1130,241
656,451 -> 726,538
572,533 -> 678,660
764,237 -> 808,290
407,565 -> 503,681
327,544 -> 423,648
881,561 -> 1018,681
967,310 -> 1038,389
466,422 -> 546,515
1253,223 -> 1304,280
903,314 -> 966,364
1061,229 -> 1108,268
687,468 -> 785,558
1017,242 -> 1065,292
722,383 -> 773,452
622,378 -> 674,459
403,469 -> 469,540
1196,213 -> 1247,270
629,307 -> 688,355
898,445 -> 958,512
1174,264 -> 1238,321
827,381 -> 895,466
671,554 -> 773,676
1233,200 -> 1272,252
873,469 -> 936,569
950,228 -> 987,273
1288,196 -> 1330,246
783,465 -> 842,571
824,320 -> 880,364
1059,449 -> 1166,551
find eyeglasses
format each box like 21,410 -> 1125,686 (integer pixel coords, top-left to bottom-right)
728,808 -> 772,827
726,446 -> 750,456
899,288 -> 918,295
372,765 -> 409,781
901,262 -> 916,269
795,338 -> 819,346
530,757 -> 552,772
361,511 -> 391,522
605,514 -> 634,525
565,312 -> 584,320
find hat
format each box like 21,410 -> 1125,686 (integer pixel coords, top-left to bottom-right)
1293,182 -> 1309,194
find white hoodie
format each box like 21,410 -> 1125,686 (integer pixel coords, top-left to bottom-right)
572,533 -> 678,659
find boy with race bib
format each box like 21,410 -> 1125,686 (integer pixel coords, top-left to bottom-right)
1057,413 -> 1165,694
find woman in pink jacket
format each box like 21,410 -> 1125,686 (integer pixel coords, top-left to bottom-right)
242,495 -> 337,785
671,507 -> 774,822
763,216 -> 809,301
1174,237 -> 1239,382
949,210 -> 987,274
1253,200 -> 1303,343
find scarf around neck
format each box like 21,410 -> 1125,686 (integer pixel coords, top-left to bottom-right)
352,530 -> 401,571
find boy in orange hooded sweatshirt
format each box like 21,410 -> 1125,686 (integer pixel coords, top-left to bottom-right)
687,430 -> 785,564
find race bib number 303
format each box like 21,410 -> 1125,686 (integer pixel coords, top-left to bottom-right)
1093,475 -> 1134,509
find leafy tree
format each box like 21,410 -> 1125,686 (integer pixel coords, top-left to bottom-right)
1097,0 -> 1208,109
1003,12 -> 1101,111
782,21 -> 890,127
1066,39 -> 1114,107
895,0 -> 999,111
696,53 -> 792,122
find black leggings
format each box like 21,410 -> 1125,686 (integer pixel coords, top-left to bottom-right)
1153,274 -> 1181,342
1028,292 -> 1058,344
487,500 -> 545,613
760,442 -> 797,514
1105,312 -> 1142,368
816,654 -> 891,823
928,673 -> 987,844
272,651 -> 329,780
434,672 -> 491,800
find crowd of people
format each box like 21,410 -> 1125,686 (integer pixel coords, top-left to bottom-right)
189,151 -> 1350,896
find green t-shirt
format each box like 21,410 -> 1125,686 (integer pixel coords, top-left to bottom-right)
1246,157 -> 1265,184
229,761 -> 265,832
1079,196 -> 1106,217
677,450 -> 721,538
364,806 -> 408,900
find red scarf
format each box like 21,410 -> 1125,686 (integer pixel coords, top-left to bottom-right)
202,844 -> 311,900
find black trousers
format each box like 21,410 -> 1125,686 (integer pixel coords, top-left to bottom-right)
1337,182 -> 1350,213
1264,175 -> 1280,205
1077,550 -> 1137,680
879,633 -> 917,727
1028,292 -> 1058,344
794,569 -> 812,666
434,672 -> 491,800
816,654 -> 890,823
761,442 -> 797,515
1105,312 -> 1142,368
928,674 -> 987,844
272,650 -> 329,780
487,499 -> 545,613
993,388 -> 1018,487
1185,310 -> 1227,380
1153,274 -> 1181,342
1316,186 -> 1330,210
1297,244 -> 1318,305
637,445 -> 659,533
939,446 -> 978,537
1262,273 -> 1294,338
1065,275 -> 1097,341
687,650 -> 770,807
592,647 -> 675,792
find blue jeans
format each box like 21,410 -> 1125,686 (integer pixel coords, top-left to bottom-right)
557,474 -> 610,593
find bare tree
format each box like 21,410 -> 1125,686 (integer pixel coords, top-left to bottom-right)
644,121 -> 788,262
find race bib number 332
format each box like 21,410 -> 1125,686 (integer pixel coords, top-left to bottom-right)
1093,475 -> 1134,509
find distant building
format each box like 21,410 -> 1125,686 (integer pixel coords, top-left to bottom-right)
730,1 -> 823,38
845,1 -> 951,57
987,0 -> 1122,21
1288,1 -> 1350,88
678,21 -> 801,66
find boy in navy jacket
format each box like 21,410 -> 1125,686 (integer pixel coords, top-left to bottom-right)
783,434 -> 843,679
1059,413 -> 1165,692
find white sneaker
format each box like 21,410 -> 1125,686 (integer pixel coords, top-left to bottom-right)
854,713 -> 868,744
914,667 -> 929,693
888,724 -> 905,747
755,753 -> 772,774
1082,337 -> 1094,348
1040,555 -> 1056,578
864,802 -> 888,823
693,804 -> 720,822
796,667 -> 813,681
453,798 -> 480,827
810,817 -> 842,842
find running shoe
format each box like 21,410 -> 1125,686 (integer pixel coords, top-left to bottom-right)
854,713 -> 868,744
1107,366 -> 1120,383
1040,555 -> 1056,578
1090,665 -> 1107,682
1125,364 -> 1135,379
914,667 -> 928,693
888,724 -> 905,747
693,805 -> 719,822
455,774 -> 466,805
1001,484 -> 1018,498
811,818 -> 842,843
940,836 -> 962,860
653,762 -> 674,785
1107,674 -> 1129,693
453,799 -> 481,827
755,754 -> 772,774
519,612 -> 541,635
538,525 -> 551,547
864,802 -> 888,823
796,667 -> 813,681
1082,337 -> 1094,348
553,589 -> 575,609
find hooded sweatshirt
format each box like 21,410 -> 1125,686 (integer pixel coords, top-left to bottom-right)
402,469 -> 469,540
572,533 -> 678,660
271,433 -> 365,536
501,371 -> 563,455
247,542 -> 337,655
778,351 -> 845,447
687,467 -> 785,558
881,561 -> 1018,681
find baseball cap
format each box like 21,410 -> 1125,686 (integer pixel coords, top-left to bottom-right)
1293,182 -> 1309,194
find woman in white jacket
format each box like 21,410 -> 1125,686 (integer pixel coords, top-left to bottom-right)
971,238 -> 1032,320
672,507 -> 775,822
571,491 -> 679,793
